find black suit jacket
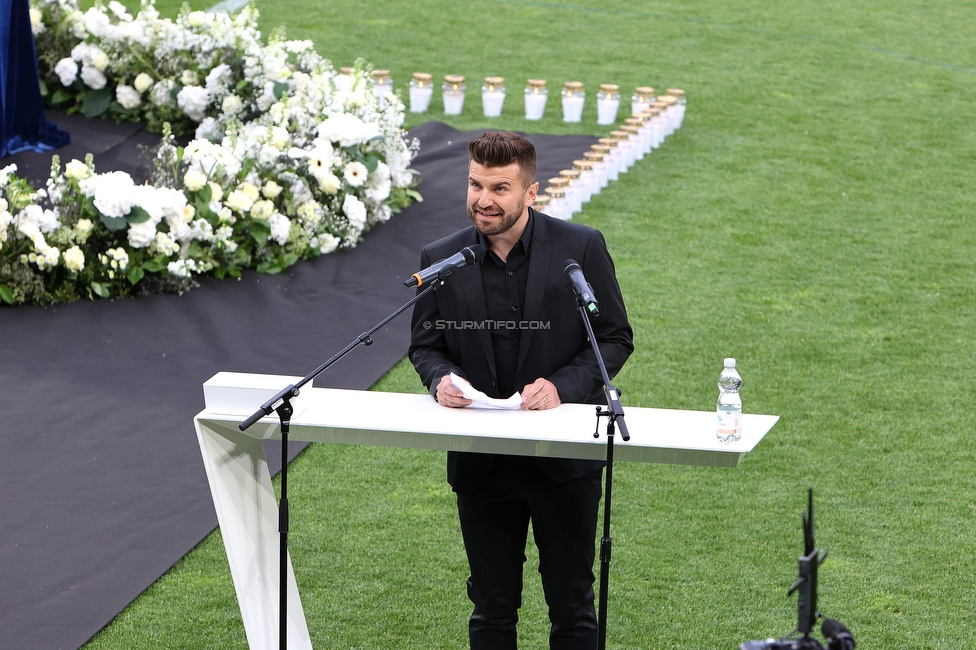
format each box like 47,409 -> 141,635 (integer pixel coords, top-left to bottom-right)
409,209 -> 634,491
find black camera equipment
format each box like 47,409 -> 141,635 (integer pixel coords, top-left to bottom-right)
738,488 -> 855,650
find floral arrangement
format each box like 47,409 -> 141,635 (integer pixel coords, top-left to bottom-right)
2,0 -> 421,306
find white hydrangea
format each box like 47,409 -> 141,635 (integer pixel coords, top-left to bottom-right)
116,84 -> 142,110
54,58 -> 78,86
85,171 -> 135,218
268,212 -> 291,245
317,112 -> 380,147
80,64 -> 107,90
177,85 -> 210,122
127,219 -> 157,248
342,193 -> 367,228
311,233 -> 340,254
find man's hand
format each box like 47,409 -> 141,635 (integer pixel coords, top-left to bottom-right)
435,374 -> 472,408
520,378 -> 560,410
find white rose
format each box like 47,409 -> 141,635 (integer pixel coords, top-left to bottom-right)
89,47 -> 110,72
133,72 -> 154,93
270,126 -> 290,149
208,181 -> 223,202
221,94 -> 242,113
80,64 -> 107,90
63,246 -> 85,272
187,10 -> 207,28
75,218 -> 93,239
224,190 -> 253,214
345,91 -> 366,109
54,58 -> 78,86
262,181 -> 283,199
181,69 -> 199,86
183,169 -> 208,192
30,7 -> 44,33
250,199 -> 275,220
317,172 -> 341,195
238,183 -> 260,202
116,84 -> 141,110
64,159 -> 89,181
177,85 -> 210,122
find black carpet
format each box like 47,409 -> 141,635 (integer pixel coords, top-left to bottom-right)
0,115 -> 597,650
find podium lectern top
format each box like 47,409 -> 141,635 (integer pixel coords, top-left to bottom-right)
198,371 -> 778,468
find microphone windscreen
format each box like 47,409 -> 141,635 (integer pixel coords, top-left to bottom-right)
821,618 -> 851,638
563,259 -> 581,276
466,244 -> 486,264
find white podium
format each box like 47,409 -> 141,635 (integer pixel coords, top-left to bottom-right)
194,371 -> 778,650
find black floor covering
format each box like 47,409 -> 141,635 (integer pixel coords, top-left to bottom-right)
0,113 -> 597,650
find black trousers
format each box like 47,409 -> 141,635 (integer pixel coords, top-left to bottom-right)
456,456 -> 603,650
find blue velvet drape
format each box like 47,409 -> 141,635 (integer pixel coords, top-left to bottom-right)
1,0 -> 70,158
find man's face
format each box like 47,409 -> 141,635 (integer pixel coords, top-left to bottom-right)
466,161 -> 538,237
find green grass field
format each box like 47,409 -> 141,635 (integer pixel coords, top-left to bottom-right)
84,0 -> 976,648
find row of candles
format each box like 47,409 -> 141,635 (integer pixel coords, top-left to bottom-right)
533,96 -> 687,220
338,68 -> 687,221
338,68 -> 685,125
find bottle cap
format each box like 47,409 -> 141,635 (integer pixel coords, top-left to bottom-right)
412,72 -> 432,83
527,78 -> 547,88
724,358 -> 736,366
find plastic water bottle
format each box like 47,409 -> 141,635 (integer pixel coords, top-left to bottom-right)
716,358 -> 742,442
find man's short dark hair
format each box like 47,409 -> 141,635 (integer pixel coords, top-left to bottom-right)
468,131 -> 537,189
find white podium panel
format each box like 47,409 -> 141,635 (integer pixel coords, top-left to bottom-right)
195,371 -> 778,649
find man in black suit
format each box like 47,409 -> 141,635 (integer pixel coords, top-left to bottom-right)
409,131 -> 633,650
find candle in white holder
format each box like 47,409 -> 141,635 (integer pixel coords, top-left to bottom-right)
631,86 -> 655,118
482,76 -> 505,117
544,186 -> 568,220
335,66 -> 354,93
561,81 -> 585,123
524,79 -> 548,120
597,83 -> 621,126
409,72 -> 433,113
584,151 -> 608,191
442,75 -> 466,115
372,69 -> 393,110
665,88 -> 687,129
573,160 -> 595,204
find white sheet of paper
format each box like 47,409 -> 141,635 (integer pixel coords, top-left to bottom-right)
450,373 -> 522,410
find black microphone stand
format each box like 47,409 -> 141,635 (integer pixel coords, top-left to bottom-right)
573,299 -> 630,650
238,277 -> 444,650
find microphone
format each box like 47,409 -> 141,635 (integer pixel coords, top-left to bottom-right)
405,245 -> 485,287
563,259 -> 599,316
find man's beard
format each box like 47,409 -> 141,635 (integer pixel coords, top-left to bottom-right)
467,196 -> 526,236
